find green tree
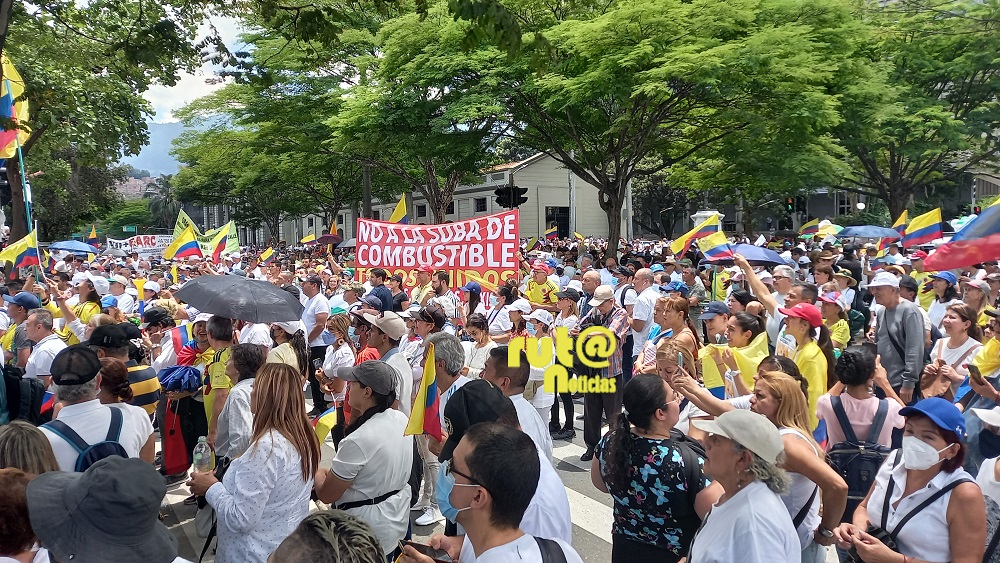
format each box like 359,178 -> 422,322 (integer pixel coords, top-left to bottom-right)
102,199 -> 154,237
835,0 -> 1000,219
145,175 -> 182,229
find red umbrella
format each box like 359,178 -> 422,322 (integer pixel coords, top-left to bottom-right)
924,232 -> 1000,271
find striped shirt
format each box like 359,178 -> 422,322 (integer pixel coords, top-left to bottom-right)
577,304 -> 631,378
126,360 -> 161,416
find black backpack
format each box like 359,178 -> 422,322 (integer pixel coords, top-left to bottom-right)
43,407 -> 129,472
827,396 -> 892,522
2,365 -> 45,424
670,428 -> 708,506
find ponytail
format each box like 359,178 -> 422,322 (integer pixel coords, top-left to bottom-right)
289,329 -> 310,379
343,388 -> 396,437
815,324 -> 837,390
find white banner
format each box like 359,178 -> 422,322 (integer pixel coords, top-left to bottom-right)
106,235 -> 173,258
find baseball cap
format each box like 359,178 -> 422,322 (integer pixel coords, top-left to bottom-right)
271,320 -> 305,335
931,271 -> 958,285
363,311 -> 408,341
141,306 -> 172,328
303,275 -> 323,287
966,279 -> 991,294
662,256 -> 677,265
525,310 -> 554,326
3,291 -> 40,310
86,273 -> 110,296
359,294 -> 384,312
987,273 -> 1000,283
900,397 -> 966,438
193,312 -> 213,324
778,302 -> 823,328
588,285 -> 614,307
458,281 -> 482,293
100,295 -> 119,309
972,405 -> 1000,428
868,271 -> 900,289
337,360 -> 396,396
613,266 -> 633,277
692,410 -> 784,465
555,288 -> 581,302
698,301 -> 731,320
530,260 -> 548,273
650,264 -> 664,273
509,298 -> 532,314
89,324 -> 129,348
109,275 -> 129,287
909,250 -> 929,260
143,281 -> 161,294
659,281 -> 689,297
415,305 -> 447,328
798,256 -> 812,265
50,345 -> 102,385
416,265 -> 435,274
898,275 -> 919,292
818,291 -> 848,311
438,379 -> 513,462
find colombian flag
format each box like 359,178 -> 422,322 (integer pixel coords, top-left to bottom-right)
388,195 -> 409,224
697,231 -> 735,261
405,343 -> 443,441
545,225 -> 558,240
670,213 -> 721,256
892,211 -> 908,238
525,237 -> 540,252
313,405 -> 338,442
798,218 -> 820,236
902,208 -> 942,247
574,231 -> 585,242
0,53 -> 30,159
0,231 -> 40,268
164,226 -> 203,260
300,233 -> 316,244
169,323 -> 195,351
209,229 -> 228,263
259,247 -> 275,265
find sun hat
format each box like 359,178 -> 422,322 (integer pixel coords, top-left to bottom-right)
692,410 -> 784,465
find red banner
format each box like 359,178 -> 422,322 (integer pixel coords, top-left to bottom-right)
355,210 -> 521,290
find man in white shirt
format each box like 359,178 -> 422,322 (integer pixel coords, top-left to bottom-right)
629,268 -> 659,362
301,275 -> 331,415
481,346 -> 553,460
24,308 -> 67,389
39,346 -> 151,471
363,311 -> 413,416
108,275 -> 136,315
401,420 -> 582,563
237,320 -> 272,355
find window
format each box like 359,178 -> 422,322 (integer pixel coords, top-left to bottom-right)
491,172 -> 506,181
417,204 -> 427,218
307,217 -> 314,228
371,210 -> 380,220
835,192 -> 852,217
475,197 -> 487,212
447,201 -> 455,215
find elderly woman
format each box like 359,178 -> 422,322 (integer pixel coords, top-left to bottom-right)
216,344 -> 266,460
834,398 -> 986,563
687,409 -> 800,562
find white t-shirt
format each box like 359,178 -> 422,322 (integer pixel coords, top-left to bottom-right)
930,336 -> 981,379
239,323 -> 272,348
25,334 -> 68,379
301,293 -> 331,347
329,409 -> 413,554
383,350 -> 414,417
631,286 -> 660,356
114,291 -> 136,315
688,480 -> 800,563
321,342 -> 355,403
510,394 -> 553,462
41,399 -> 151,472
928,298 -> 962,330
487,306 -> 512,336
459,533 -> 582,563
440,375 -> 472,422
977,457 -> 1000,505
109,402 -> 154,443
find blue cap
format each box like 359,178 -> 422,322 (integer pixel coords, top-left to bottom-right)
650,264 -> 665,273
698,301 -> 731,320
659,281 -> 689,298
545,257 -> 558,268
459,281 -> 481,293
900,397 -> 966,437
3,291 -> 40,310
931,271 -> 958,285
101,295 -> 119,308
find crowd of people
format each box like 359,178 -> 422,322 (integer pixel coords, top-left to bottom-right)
2,233 -> 1000,562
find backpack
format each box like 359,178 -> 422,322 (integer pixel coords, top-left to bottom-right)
2,365 -> 45,424
850,288 -> 870,336
42,407 -> 129,472
670,427 -> 708,507
827,396 -> 892,522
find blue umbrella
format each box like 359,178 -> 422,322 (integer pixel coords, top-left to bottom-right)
48,240 -> 99,254
699,244 -> 787,267
837,225 -> 901,239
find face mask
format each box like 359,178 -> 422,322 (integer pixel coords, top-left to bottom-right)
435,463 -> 477,523
321,329 -> 337,346
610,277 -> 619,287
489,294 -> 498,307
981,427 -> 1000,460
526,322 -> 537,336
901,435 -> 950,470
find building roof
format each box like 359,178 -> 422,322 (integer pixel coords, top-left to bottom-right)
481,152 -> 548,174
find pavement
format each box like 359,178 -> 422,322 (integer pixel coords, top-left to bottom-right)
162,395 -> 836,563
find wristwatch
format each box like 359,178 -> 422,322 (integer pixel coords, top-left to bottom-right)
817,527 -> 834,539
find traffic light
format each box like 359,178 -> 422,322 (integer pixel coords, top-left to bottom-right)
975,205 -> 982,215
513,186 -> 528,207
495,186 -> 513,209
786,198 -> 793,213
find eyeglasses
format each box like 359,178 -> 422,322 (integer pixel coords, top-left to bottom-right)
444,459 -> 488,493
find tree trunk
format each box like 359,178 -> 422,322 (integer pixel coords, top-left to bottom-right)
887,188 -> 911,223
742,203 -> 755,237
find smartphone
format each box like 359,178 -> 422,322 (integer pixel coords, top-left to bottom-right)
861,341 -> 878,356
969,364 -> 985,385
677,352 -> 684,369
399,540 -> 454,563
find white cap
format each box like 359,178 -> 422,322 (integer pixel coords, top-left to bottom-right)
109,275 -> 129,287
362,311 -> 408,340
144,281 -> 161,294
972,406 -> 1000,428
271,320 -> 305,335
71,272 -> 88,286
566,279 -> 583,293
692,410 -> 784,465
231,252 -> 241,260
86,273 -> 110,296
525,309 -> 554,326
757,271 -> 774,285
509,298 -> 532,313
868,271 -> 900,289
193,312 -> 213,324
798,256 -> 811,265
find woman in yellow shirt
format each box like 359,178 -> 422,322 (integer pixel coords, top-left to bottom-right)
964,279 -> 994,330
778,303 -> 836,432
818,291 -> 851,356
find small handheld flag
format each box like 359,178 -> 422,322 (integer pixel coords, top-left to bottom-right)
670,214 -> 721,256
87,225 -> 99,247
388,195 -> 409,224
300,233 -> 316,244
313,405 -> 338,443
259,247 -> 275,265
405,343 -> 442,441
892,211 -> 908,238
0,231 -> 41,268
164,226 -> 203,260
544,225 -> 558,240
574,231 -> 585,242
697,232 -> 735,261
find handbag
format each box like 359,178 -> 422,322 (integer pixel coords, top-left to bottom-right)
162,399 -> 190,477
920,341 -> 976,401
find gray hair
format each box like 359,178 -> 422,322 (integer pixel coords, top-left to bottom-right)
734,442 -> 791,495
27,308 -> 54,332
426,332 -> 464,376
54,378 -> 100,404
772,265 -> 794,280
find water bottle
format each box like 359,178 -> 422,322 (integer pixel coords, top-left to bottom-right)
193,436 -> 212,473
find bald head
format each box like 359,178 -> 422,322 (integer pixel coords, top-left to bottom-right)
582,270 -> 601,295
634,268 -> 653,290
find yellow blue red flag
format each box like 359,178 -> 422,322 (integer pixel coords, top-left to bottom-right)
0,53 -> 30,159
0,231 -> 40,268
164,226 -> 203,260
697,232 -> 734,261
405,343 -> 442,441
670,214 -> 720,256
903,208 -> 942,247
798,218 -> 820,236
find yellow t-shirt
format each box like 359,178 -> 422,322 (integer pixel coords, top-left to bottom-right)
979,305 -> 996,330
204,346 -> 234,424
53,301 -> 101,345
1,327 -> 16,366
525,279 -> 559,306
794,340 -> 828,431
911,271 -> 936,311
827,318 -> 851,349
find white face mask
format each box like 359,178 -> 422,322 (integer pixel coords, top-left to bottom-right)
901,435 -> 950,470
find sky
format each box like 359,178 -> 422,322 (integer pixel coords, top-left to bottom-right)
143,16 -> 245,123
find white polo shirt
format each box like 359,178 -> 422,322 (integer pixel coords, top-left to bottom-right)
40,399 -> 150,472
25,333 -> 67,380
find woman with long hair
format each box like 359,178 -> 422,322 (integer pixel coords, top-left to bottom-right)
320,314 -> 354,442
96,357 -> 155,464
524,309 -> 556,423
505,298 -> 531,341
267,320 -> 309,379
315,361 -> 413,558
460,313 -> 496,379
923,302 -> 983,401
928,271 -> 962,330
660,295 -> 700,361
818,292 -> 850,355
778,303 -> 835,433
551,288 -> 581,438
0,421 -> 59,474
188,363 -> 321,563
706,312 -> 768,396
593,374 -> 722,562
964,279 -> 993,330
752,371 -> 848,561
387,274 -> 410,313
458,280 -> 484,324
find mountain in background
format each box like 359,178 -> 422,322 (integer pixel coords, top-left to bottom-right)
120,121 -> 187,176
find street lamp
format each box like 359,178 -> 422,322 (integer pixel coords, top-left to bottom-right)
856,202 -> 866,211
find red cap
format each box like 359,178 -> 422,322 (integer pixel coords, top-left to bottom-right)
778,303 -> 823,328
909,250 -> 928,260
530,260 -> 548,273
417,265 -> 435,273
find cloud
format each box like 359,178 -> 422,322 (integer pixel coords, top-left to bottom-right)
144,16 -> 246,123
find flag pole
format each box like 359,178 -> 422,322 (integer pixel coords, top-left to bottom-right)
5,78 -> 31,232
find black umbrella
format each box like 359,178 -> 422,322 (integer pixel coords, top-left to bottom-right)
173,275 -> 304,323
101,248 -> 128,257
